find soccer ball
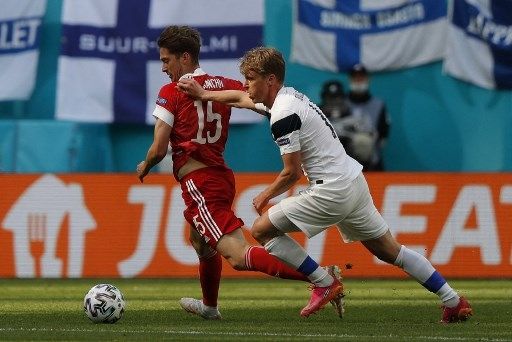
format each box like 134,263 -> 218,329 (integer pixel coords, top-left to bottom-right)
83,284 -> 125,323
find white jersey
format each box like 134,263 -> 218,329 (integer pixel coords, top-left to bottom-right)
269,86 -> 362,185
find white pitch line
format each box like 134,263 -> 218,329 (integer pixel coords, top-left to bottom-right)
0,327 -> 509,341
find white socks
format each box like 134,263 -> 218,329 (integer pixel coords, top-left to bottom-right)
394,245 -> 459,307
264,235 -> 332,286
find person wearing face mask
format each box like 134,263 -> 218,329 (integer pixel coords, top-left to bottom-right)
320,80 -> 350,121
346,64 -> 390,171
318,80 -> 354,149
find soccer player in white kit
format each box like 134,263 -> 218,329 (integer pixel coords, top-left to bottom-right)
178,47 -> 473,322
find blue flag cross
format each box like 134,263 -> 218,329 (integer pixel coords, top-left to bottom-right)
60,0 -> 159,123
60,0 -> 262,124
296,0 -> 445,71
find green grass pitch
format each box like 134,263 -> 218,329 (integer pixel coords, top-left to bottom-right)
0,278 -> 510,341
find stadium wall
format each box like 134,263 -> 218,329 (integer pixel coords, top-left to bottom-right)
0,1 -> 511,172
1,173 -> 511,278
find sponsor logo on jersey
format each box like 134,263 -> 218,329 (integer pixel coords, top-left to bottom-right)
276,137 -> 290,146
156,97 -> 167,105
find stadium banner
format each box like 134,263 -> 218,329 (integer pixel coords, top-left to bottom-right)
55,0 -> 264,124
0,0 -> 47,101
290,0 -> 447,72
1,173 -> 512,279
443,0 -> 512,89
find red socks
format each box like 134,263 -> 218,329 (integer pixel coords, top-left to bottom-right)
199,250 -> 222,307
245,246 -> 309,282
198,246 -> 309,307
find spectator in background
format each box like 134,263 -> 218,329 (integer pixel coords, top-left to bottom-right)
319,80 -> 351,121
319,80 -> 353,155
345,64 -> 390,171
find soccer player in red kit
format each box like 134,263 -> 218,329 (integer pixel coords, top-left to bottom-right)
136,26 -> 344,320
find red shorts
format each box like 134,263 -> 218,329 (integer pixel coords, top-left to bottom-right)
180,166 -> 244,247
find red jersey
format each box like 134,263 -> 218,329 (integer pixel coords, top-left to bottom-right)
153,69 -> 244,180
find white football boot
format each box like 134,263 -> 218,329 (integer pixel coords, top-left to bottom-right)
179,298 -> 222,320
324,265 -> 346,318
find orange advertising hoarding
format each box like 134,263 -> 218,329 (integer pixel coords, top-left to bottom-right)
0,173 -> 511,278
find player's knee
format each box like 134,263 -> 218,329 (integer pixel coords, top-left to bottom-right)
251,217 -> 275,245
251,223 -> 265,245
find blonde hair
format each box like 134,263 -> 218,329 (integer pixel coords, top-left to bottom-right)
239,47 -> 285,83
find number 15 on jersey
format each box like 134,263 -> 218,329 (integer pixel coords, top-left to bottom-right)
192,100 -> 222,144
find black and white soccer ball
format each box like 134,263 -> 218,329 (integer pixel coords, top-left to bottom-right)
83,284 -> 125,323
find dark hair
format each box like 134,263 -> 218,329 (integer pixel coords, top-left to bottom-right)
239,47 -> 285,83
321,80 -> 345,99
349,64 -> 368,77
157,26 -> 201,64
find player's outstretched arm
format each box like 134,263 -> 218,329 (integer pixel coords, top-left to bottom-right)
137,119 -> 172,183
178,78 -> 257,110
253,151 -> 302,214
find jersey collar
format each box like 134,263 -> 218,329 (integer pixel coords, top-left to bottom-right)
179,68 -> 207,80
269,86 -> 286,111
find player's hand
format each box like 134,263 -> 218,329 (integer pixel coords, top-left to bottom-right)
136,161 -> 148,183
252,193 -> 269,215
177,78 -> 205,99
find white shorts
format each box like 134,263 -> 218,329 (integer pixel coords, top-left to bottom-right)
268,173 -> 388,242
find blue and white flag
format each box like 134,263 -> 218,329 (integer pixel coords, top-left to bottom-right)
291,0 -> 447,72
56,0 -> 264,124
0,0 -> 46,101
443,0 -> 512,89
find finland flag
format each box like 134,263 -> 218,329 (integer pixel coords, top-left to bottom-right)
443,0 -> 512,89
291,0 -> 447,72
56,0 -> 264,124
0,0 -> 46,101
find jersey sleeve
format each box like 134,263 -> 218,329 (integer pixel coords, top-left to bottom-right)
271,109 -> 301,155
152,85 -> 177,127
